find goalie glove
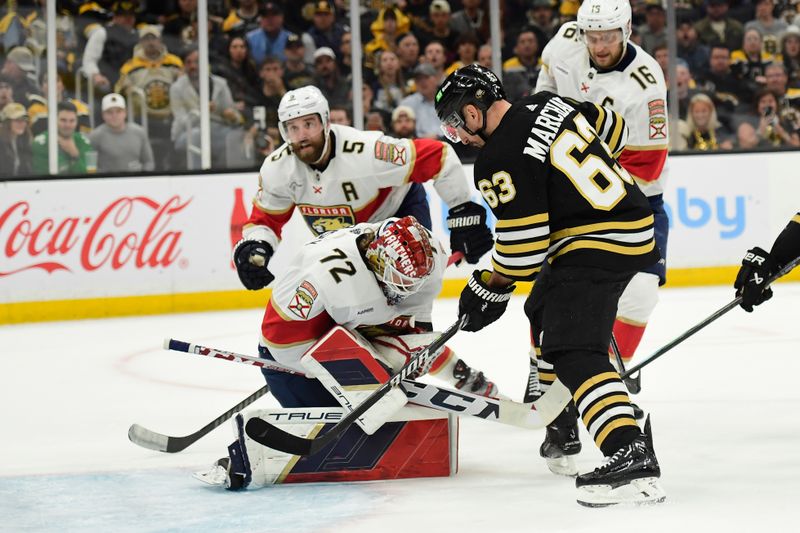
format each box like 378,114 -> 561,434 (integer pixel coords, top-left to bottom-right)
233,239 -> 275,290
458,269 -> 515,332
447,201 -> 494,264
734,246 -> 776,312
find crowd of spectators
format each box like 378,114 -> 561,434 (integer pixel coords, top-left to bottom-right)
3,0 -> 800,177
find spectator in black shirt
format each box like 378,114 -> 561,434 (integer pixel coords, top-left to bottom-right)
283,33 -> 314,90
307,1 -> 347,55
677,17 -> 710,74
214,35 -> 261,116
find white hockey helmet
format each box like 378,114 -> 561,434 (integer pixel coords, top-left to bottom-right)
577,0 -> 633,46
365,216 -> 435,304
277,85 -> 330,142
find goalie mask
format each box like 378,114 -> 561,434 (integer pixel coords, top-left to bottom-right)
365,216 -> 435,304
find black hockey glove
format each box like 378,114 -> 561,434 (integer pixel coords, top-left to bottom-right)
233,239 -> 275,290
447,201 -> 494,264
734,246 -> 777,312
458,270 -> 515,332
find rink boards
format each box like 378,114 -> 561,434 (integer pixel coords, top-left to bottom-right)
2,150 -> 800,323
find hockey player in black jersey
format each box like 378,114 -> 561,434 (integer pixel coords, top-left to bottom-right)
435,64 -> 665,506
735,212 -> 800,311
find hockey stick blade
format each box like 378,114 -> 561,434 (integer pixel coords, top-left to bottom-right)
621,254 -> 800,378
610,333 -> 641,394
245,317 -> 466,456
128,385 -> 270,453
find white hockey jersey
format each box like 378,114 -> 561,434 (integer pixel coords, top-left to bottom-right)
243,124 -> 473,251
259,222 -> 447,372
536,22 -> 668,197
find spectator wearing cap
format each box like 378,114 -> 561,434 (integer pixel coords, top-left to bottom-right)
365,8 -> 411,71
398,63 -> 441,139
170,46 -> 244,169
779,25 -> 800,87
283,33 -> 315,90
246,2 -> 291,65
638,0 -> 667,56
0,102 -> 32,176
222,0 -> 261,38
89,93 -> 154,172
306,1 -> 347,55
695,0 -> 744,51
390,105 -> 416,139
163,0 -> 199,53
313,46 -> 349,107
502,28 -> 541,102
526,0 -> 560,47
82,1 -> 140,93
677,16 -> 710,75
745,0 -> 788,45
1,46 -> 40,107
214,35 -> 262,117
32,101 -> 94,175
28,72 -> 91,137
416,1 -> 459,63
115,25 -> 183,171
450,0 -> 489,44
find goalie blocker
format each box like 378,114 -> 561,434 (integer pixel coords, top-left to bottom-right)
197,327 -> 458,490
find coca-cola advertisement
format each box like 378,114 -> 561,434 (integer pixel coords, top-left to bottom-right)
0,175 -> 264,305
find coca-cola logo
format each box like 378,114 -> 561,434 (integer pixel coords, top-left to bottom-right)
0,195 -> 190,277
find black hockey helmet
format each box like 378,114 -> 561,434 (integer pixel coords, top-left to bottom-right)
434,64 -> 506,142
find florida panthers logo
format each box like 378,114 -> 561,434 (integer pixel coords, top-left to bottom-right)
299,204 -> 356,235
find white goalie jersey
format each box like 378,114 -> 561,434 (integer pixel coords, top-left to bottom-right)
259,222 -> 447,372
536,21 -> 668,197
243,124 -> 473,251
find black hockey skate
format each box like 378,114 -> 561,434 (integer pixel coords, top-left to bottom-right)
540,403 -> 581,477
575,416 -> 666,507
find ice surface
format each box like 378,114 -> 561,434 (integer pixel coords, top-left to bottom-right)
2,284 -> 799,532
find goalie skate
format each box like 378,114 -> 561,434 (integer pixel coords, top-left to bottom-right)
575,416 -> 665,507
540,404 -> 581,477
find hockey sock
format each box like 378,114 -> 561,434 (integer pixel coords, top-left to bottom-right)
609,318 -> 647,364
551,350 -> 640,457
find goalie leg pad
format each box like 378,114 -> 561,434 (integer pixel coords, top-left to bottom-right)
228,406 -> 456,489
301,326 -> 408,435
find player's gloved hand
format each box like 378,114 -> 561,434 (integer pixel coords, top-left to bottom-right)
734,246 -> 777,312
233,239 -> 275,290
447,201 -> 494,264
458,270 -> 515,332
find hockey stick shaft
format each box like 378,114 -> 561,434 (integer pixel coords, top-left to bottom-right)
621,255 -> 800,378
610,333 -> 641,394
245,316 -> 467,455
167,336 -> 570,429
128,385 -> 269,453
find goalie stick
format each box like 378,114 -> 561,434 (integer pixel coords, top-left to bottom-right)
128,385 -> 269,453
620,255 -> 800,378
129,252 -> 468,454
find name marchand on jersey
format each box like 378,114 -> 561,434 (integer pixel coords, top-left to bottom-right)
476,92 -> 659,282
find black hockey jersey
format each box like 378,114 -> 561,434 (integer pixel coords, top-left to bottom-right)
475,92 -> 660,281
